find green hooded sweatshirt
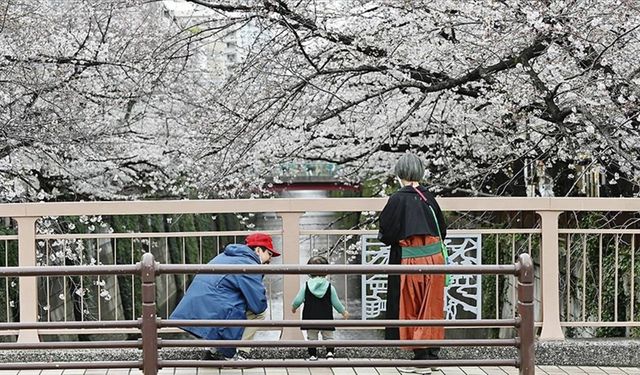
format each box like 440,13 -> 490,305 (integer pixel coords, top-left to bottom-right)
291,276 -> 346,314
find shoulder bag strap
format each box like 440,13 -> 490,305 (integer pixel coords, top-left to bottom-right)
411,186 -> 451,287
411,186 -> 444,240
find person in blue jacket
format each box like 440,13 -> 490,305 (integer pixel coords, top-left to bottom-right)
170,232 -> 280,360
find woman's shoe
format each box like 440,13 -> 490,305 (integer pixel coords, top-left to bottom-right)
426,347 -> 440,372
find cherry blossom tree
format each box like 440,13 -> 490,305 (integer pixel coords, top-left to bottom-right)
181,0 -> 640,197
2,0 -> 640,200
2,0 -> 639,338
1,0 -> 206,201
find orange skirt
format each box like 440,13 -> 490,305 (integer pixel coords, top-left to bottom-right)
399,237 -> 445,347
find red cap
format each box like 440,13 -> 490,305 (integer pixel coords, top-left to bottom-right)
245,233 -> 280,257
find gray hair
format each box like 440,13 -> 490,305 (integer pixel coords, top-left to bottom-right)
394,153 -> 425,182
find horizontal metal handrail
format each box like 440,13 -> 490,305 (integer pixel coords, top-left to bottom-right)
0,320 -> 141,329
0,264 -> 139,276
558,228 -> 640,234
22,227 -> 545,239
162,318 -> 520,328
299,228 -> 543,235
158,264 -> 519,275
33,229 -> 281,240
160,338 -> 519,348
0,263 -> 517,276
0,264 -> 517,277
2,197 -> 640,217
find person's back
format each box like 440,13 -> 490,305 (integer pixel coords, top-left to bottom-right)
378,153 -> 447,374
291,256 -> 349,360
170,233 -> 279,359
171,244 -> 267,337
301,276 -> 333,324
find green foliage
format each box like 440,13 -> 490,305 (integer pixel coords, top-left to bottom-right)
105,212 -> 243,319
111,215 -> 145,320
194,214 -> 218,261
0,226 -> 19,323
559,211 -> 640,338
481,232 -> 540,338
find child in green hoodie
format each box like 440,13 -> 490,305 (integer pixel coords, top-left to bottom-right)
291,256 -> 350,360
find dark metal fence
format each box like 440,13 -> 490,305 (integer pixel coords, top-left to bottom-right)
0,253 -> 535,374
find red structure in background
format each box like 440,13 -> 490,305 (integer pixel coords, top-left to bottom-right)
265,162 -> 361,193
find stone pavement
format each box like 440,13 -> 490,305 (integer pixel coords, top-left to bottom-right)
2,366 -> 640,374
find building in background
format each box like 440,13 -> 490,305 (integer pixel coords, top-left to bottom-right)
162,0 -> 260,85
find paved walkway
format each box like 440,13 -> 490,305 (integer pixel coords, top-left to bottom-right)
2,366 -> 640,374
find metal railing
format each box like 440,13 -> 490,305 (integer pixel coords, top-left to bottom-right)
0,252 -> 535,374
1,197 -> 640,342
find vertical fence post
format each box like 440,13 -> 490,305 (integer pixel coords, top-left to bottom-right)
140,252 -> 158,375
15,216 -> 40,343
280,212 -> 304,340
517,253 -> 535,375
537,210 -> 564,340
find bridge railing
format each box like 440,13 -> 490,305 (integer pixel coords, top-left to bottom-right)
1,197 -> 639,342
0,252 -> 535,375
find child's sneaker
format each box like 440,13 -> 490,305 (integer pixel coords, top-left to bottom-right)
398,367 -> 416,373
398,368 -> 431,374
307,355 -> 318,361
325,352 -> 334,360
225,351 -> 248,361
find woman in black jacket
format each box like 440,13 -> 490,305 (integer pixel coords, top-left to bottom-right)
378,153 -> 447,372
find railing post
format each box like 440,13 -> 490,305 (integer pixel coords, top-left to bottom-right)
140,252 -> 158,375
536,210 -> 564,340
517,253 -> 535,375
279,212 -> 304,340
15,216 -> 39,343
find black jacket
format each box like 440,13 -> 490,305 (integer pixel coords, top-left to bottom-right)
378,185 -> 447,244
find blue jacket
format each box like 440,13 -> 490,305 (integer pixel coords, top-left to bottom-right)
169,244 -> 268,357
